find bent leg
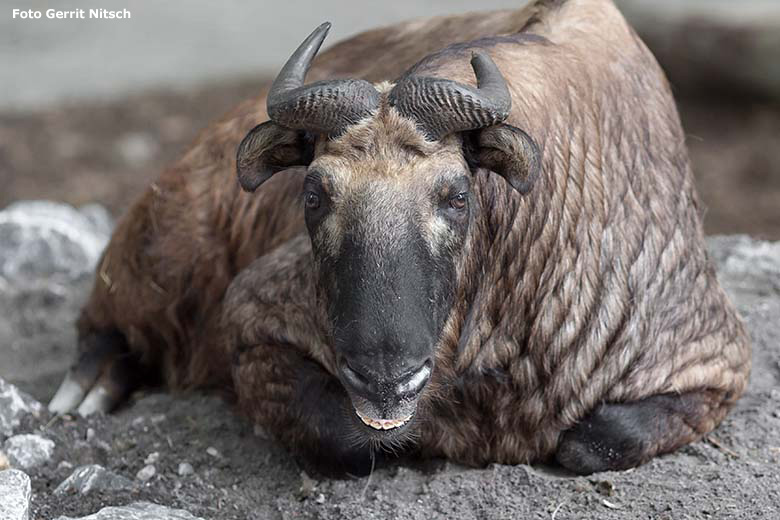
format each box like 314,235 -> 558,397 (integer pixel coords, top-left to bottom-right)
556,390 -> 727,474
49,328 -> 143,415
233,343 -> 379,475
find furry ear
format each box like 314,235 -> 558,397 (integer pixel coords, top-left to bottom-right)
236,121 -> 314,192
466,124 -> 541,194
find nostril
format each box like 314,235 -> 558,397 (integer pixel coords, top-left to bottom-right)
340,359 -> 372,394
396,359 -> 432,397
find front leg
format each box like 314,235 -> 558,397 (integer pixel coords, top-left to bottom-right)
233,342 -> 378,475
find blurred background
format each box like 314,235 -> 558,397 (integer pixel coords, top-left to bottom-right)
2,0 -> 779,238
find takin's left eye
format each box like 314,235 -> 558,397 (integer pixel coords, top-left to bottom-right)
449,193 -> 467,210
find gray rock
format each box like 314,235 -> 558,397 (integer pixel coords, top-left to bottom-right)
177,462 -> 194,476
55,464 -> 134,496
0,202 -> 113,400
54,502 -> 204,520
0,201 -> 112,286
205,446 -> 220,458
136,464 -> 156,482
0,379 -> 43,439
707,235 -> 780,294
144,451 -> 159,464
0,469 -> 32,520
4,433 -> 55,469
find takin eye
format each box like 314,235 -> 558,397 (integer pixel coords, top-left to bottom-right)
449,193 -> 467,210
305,192 -> 321,210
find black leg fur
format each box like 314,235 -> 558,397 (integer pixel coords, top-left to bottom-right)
233,345 -> 385,477
49,328 -> 143,415
556,391 -> 721,474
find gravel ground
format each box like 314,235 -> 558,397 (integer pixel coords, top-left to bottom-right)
1,234 -> 778,519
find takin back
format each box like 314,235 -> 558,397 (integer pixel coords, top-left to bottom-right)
49,0 -> 750,475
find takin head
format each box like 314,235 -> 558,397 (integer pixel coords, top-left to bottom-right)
236,23 -> 540,444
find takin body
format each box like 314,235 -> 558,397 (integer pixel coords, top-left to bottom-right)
49,0 -> 750,475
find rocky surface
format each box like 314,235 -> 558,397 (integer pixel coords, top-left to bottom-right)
0,202 -> 778,518
0,469 -> 32,520
54,464 -> 135,496
0,378 -> 43,437
0,201 -> 112,401
4,434 -> 55,470
54,502 -> 205,520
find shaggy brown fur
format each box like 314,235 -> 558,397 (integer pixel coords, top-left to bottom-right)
72,0 -> 750,472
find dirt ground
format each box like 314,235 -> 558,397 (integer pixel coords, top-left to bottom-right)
1,79 -> 779,240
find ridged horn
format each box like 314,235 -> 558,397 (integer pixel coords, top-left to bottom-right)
388,51 -> 512,140
267,22 -> 380,136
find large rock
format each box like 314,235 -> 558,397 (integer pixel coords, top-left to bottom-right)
708,235 -> 780,294
0,201 -> 112,286
54,502 -> 204,520
0,379 -> 42,439
4,434 -> 55,469
0,201 -> 113,399
0,469 -> 32,520
55,464 -> 135,496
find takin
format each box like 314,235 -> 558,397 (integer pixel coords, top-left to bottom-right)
49,0 -> 750,475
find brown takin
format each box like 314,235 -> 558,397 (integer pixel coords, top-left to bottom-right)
49,0 -> 751,475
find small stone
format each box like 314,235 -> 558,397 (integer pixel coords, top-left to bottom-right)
0,450 -> 9,470
591,479 -> 615,497
177,462 -> 194,476
136,464 -> 156,482
205,446 -> 220,458
144,451 -> 160,464
85,428 -> 95,442
0,469 -> 32,520
150,414 -> 166,424
315,493 -> 326,504
4,434 -> 55,469
57,461 -> 73,471
55,464 -> 134,495
0,379 -> 43,439
298,470 -> 318,500
53,501 -> 203,520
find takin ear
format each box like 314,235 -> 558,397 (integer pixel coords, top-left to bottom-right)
236,121 -> 315,192
465,124 -> 541,195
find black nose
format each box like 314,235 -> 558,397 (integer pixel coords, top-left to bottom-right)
339,359 -> 432,401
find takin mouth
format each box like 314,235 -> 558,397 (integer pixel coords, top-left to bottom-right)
354,408 -> 413,431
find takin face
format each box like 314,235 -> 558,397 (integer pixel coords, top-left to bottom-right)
236,23 -> 540,444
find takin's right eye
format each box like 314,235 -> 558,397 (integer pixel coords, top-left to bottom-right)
302,173 -> 330,228
305,192 -> 321,210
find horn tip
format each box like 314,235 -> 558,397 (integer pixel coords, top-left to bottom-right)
470,50 -> 492,64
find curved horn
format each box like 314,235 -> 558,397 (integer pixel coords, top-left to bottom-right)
267,22 -> 380,135
388,52 -> 512,141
